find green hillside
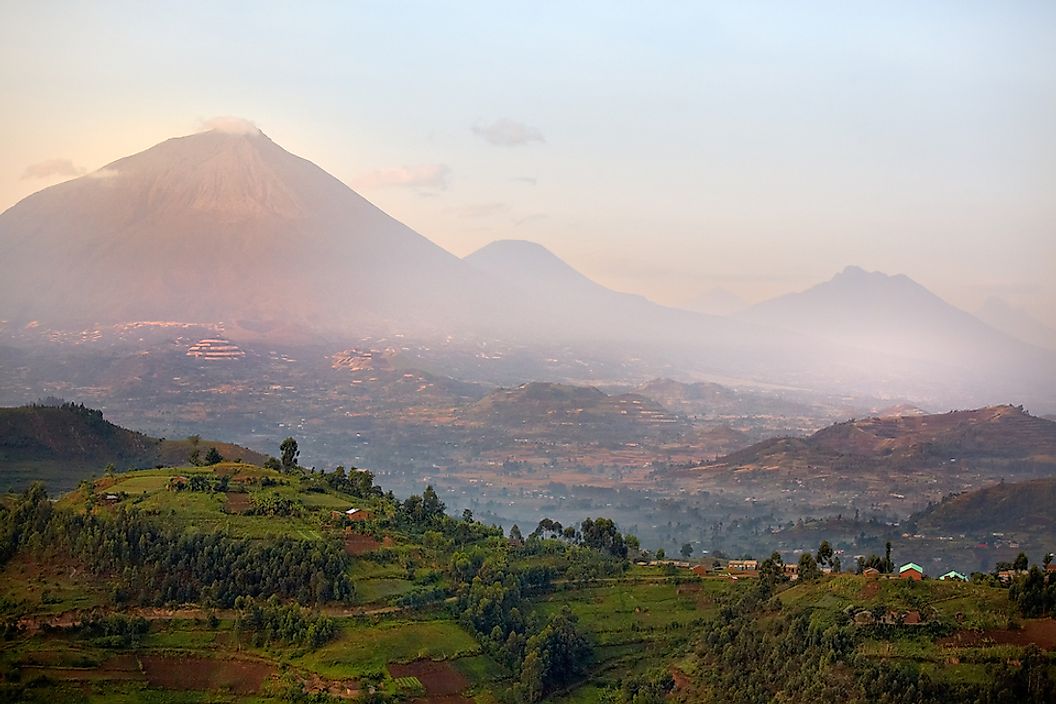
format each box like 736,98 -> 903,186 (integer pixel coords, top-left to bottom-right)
0,403 -> 267,492
1,454 -> 1054,703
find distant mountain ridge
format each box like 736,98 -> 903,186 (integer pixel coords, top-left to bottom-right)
695,405 -> 1056,478
2,125 -> 1054,409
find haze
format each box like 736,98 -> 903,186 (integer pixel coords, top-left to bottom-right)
2,2 -> 1054,324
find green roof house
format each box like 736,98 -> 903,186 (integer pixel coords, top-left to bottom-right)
898,562 -> 924,580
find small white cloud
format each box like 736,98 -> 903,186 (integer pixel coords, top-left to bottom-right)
472,118 -> 544,147
198,116 -> 262,135
353,164 -> 451,190
511,176 -> 537,186
21,158 -> 86,180
454,202 -> 509,219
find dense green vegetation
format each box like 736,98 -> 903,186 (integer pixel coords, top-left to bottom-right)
1,442 -> 1054,704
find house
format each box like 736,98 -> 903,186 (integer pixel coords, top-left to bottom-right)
783,563 -> 800,580
332,507 -> 373,522
996,569 -> 1027,585
691,565 -> 709,576
898,562 -> 924,581
862,567 -> 881,579
939,570 -> 967,581
727,559 -> 758,572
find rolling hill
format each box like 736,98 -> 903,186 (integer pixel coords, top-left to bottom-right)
0,403 -> 267,492
910,477 -> 1056,537
698,405 -> 1056,476
463,382 -> 684,436
678,405 -> 1056,516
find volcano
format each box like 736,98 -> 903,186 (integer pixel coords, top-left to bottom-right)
0,123 -> 492,337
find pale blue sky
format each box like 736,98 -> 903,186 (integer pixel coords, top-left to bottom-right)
2,2 -> 1054,320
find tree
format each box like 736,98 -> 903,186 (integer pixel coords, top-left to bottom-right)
509,524 -> 524,543
656,548 -> 665,560
798,552 -> 821,582
280,437 -> 299,472
680,542 -> 694,559
816,540 -> 834,568
203,447 -> 223,465
884,541 -> 893,573
759,552 -> 786,594
1014,552 -> 1030,572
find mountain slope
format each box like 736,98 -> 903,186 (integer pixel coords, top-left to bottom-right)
975,297 -> 1056,352
0,403 -> 266,492
741,266 -> 1056,406
910,477 -> 1056,537
743,266 -> 1031,366
0,126 -> 498,337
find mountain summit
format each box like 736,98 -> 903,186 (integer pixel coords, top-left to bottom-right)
0,124 -> 482,335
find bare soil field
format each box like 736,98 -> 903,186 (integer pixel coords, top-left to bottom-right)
224,491 -> 252,513
389,660 -> 468,696
940,618 -> 1056,650
344,533 -> 382,555
140,654 -> 274,693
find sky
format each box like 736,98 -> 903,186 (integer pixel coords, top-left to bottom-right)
2,2 -> 1054,323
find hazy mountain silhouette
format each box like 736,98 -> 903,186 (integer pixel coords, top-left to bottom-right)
0,125 -> 499,338
975,296 -> 1056,352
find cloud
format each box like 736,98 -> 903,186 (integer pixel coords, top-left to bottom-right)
472,118 -> 544,147
198,116 -> 262,135
454,202 -> 509,219
514,213 -> 548,227
353,164 -> 451,190
21,158 -> 86,180
511,176 -> 537,186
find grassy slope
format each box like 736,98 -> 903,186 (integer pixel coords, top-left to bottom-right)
0,405 -> 267,493
4,463 -> 1052,703
1,463 -> 731,703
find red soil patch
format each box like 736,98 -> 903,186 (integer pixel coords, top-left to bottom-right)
940,619 -> 1056,650
140,655 -> 274,694
224,492 -> 252,514
861,581 -> 880,599
344,534 -> 382,555
389,660 -> 468,696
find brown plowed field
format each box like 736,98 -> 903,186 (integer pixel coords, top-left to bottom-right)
140,655 -> 273,693
389,660 -> 468,696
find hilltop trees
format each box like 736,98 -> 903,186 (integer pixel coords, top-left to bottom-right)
579,517 -> 627,558
0,483 -> 352,607
280,437 -> 299,472
323,465 -> 382,498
